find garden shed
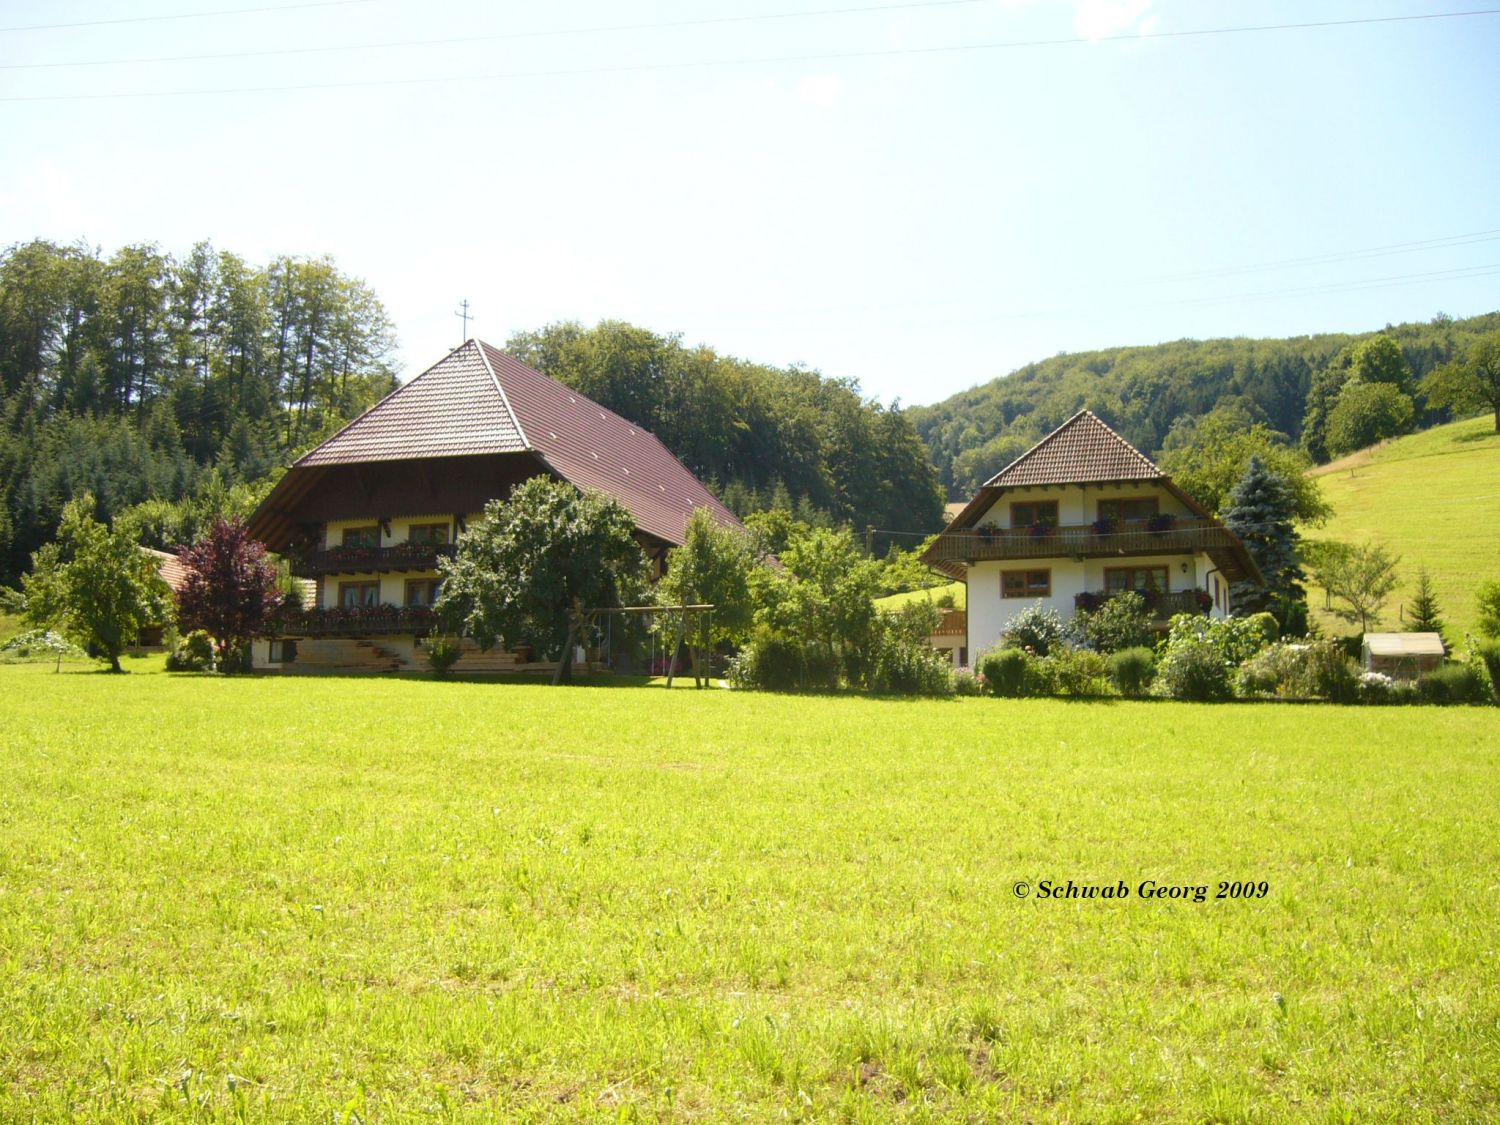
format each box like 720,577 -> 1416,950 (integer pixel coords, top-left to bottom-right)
1362,633 -> 1445,680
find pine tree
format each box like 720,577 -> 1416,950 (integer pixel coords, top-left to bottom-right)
1221,455 -> 1307,630
1406,567 -> 1446,640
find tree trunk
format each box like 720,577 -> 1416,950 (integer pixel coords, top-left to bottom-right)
108,651 -> 123,673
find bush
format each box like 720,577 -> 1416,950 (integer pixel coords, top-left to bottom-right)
1073,591 -> 1153,654
1109,646 -> 1156,696
1236,640 -> 1359,701
0,629 -> 85,663
1474,640 -> 1500,702
166,629 -> 216,672
1477,580 -> 1500,638
952,667 -> 984,696
868,634 -> 954,697
426,634 -> 463,678
1048,645 -> 1113,696
979,648 -> 1030,697
1245,611 -> 1281,646
1357,671 -> 1403,705
1155,638 -> 1234,701
1000,603 -> 1066,657
1416,663 -> 1492,705
728,627 -> 840,692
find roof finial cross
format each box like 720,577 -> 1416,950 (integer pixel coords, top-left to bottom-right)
455,298 -> 473,344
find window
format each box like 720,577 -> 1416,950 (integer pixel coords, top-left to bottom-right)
1097,497 -> 1159,524
341,525 -> 380,548
404,578 -> 442,607
1002,569 -> 1051,598
1105,566 -> 1169,594
268,639 -> 297,664
407,522 -> 449,546
1010,500 -> 1058,528
339,581 -> 381,607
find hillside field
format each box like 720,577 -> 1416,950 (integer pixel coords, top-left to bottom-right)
1306,415 -> 1500,640
2,666 -> 1497,1121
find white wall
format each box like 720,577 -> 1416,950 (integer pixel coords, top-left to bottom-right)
973,483 -> 1193,527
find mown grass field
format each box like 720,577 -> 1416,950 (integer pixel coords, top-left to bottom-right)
1306,415 -> 1500,640
2,666 -> 1497,1121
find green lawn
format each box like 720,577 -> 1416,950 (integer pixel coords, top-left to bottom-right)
1306,414 -> 1500,640
2,668 -> 1497,1122
875,582 -> 965,612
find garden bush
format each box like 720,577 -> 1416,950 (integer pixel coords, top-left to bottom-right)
0,630 -> 84,663
1048,645 -> 1113,696
729,628 -> 843,693
1109,646 -> 1156,696
1000,604 -> 1065,657
867,635 -> 954,697
1474,640 -> 1500,702
1416,663 -> 1492,705
425,634 -> 463,678
166,630 -> 216,673
1073,592 -> 1153,654
1236,640 -> 1359,701
1155,638 -> 1234,701
952,667 -> 984,696
1245,611 -> 1281,646
979,648 -> 1029,697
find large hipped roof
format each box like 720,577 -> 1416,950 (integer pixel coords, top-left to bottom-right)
984,409 -> 1163,488
280,340 -> 742,546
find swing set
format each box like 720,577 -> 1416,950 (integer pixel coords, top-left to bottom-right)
554,604 -> 716,687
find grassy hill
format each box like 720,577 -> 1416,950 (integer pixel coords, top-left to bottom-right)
1305,415 -> 1500,640
875,581 -> 965,612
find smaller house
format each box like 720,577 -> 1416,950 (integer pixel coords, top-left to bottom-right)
136,548 -> 190,648
931,609 -> 968,667
1363,633 -> 1445,680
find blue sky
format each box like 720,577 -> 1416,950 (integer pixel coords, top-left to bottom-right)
2,0 -> 1497,405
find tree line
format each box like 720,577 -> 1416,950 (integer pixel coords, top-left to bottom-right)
0,239 -> 400,584
910,311 -> 1500,497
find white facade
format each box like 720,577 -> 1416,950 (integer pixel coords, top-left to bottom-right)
962,482 -> 1235,656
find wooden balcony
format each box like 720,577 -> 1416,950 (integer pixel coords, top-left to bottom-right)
293,543 -> 456,576
923,519 -> 1240,565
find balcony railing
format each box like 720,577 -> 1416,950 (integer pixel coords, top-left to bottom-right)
270,605 -> 437,637
293,543 -> 456,576
1074,589 -> 1212,619
924,518 -> 1239,565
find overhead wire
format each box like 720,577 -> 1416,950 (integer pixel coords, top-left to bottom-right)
0,0 -> 377,34
3,6 -> 1497,102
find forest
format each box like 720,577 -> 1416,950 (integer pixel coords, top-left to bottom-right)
0,240 -> 945,586
911,310 -> 1500,497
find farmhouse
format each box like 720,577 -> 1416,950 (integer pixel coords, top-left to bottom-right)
922,410 -> 1261,658
244,340 -> 745,672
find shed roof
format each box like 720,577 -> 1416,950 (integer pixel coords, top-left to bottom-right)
1363,633 -> 1446,657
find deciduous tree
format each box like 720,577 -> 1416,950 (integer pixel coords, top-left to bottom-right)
1422,333 -> 1500,432
175,517 -> 283,671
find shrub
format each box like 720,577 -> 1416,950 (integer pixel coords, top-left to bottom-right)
979,648 -> 1029,697
728,628 -> 843,692
1357,671 -> 1399,705
1416,663 -> 1492,705
952,667 -> 984,696
1105,646 -> 1152,695
868,635 -> 954,697
1237,640 -> 1359,701
1048,645 -> 1114,696
802,641 -> 841,692
1474,640 -> 1500,702
1477,580 -> 1500,639
0,629 -> 85,662
1000,603 -> 1065,657
1155,638 -> 1234,701
1245,611 -> 1281,646
425,634 -> 463,678
1074,591 -> 1153,654
166,630 -> 216,672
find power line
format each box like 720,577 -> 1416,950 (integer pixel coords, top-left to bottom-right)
1160,262 -> 1500,309
0,0 -> 377,34
1143,229 -> 1500,285
4,7 -> 1497,103
4,0 -> 997,69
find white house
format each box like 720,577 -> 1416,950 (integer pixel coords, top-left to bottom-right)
921,410 -> 1262,656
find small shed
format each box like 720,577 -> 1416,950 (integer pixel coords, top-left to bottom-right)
931,609 -> 968,668
1362,632 -> 1445,680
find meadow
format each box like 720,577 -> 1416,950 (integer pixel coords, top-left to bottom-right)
2,664 -> 1497,1122
1307,415 -> 1500,639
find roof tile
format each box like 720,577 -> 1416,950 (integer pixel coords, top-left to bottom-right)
984,409 -> 1162,488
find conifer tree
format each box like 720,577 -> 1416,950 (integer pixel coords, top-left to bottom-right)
1221,455 -> 1306,631
1406,567 -> 1446,641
